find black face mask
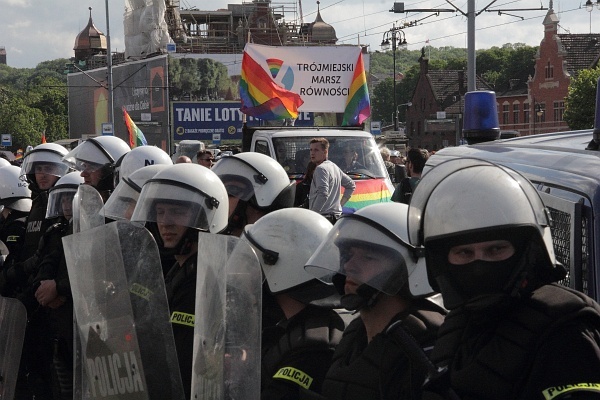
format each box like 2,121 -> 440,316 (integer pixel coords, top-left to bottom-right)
445,251 -> 520,303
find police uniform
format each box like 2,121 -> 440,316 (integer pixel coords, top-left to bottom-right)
319,299 -> 445,400
428,284 -> 600,400
165,252 -> 197,400
261,305 -> 345,399
0,209 -> 28,295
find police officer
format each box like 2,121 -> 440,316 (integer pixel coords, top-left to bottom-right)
61,136 -> 131,201
407,158 -> 600,399
211,152 -> 296,237
8,143 -> 70,400
130,163 -> 228,399
31,172 -> 83,400
241,208 -> 345,399
304,202 -> 446,400
0,165 -> 32,287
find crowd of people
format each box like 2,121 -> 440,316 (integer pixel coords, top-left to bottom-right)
0,137 -> 599,400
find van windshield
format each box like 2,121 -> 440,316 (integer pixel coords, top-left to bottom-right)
273,137 -> 388,179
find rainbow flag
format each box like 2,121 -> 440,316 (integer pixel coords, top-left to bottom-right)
123,108 -> 147,148
239,51 -> 304,120
343,179 -> 392,210
342,52 -> 371,126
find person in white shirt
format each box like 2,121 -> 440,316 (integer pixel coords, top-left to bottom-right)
308,137 -> 356,224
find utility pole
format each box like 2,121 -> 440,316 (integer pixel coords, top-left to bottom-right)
390,1 -> 546,91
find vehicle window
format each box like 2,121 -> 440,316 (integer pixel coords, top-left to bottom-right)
255,140 -> 270,156
272,136 -> 387,179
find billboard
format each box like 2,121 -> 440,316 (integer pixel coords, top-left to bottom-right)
172,101 -> 314,141
67,55 -> 169,150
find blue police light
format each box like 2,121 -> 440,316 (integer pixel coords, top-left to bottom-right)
462,91 -> 500,144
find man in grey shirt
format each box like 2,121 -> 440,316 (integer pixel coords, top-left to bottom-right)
308,137 -> 356,223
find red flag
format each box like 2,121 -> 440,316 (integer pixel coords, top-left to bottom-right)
41,131 -> 47,144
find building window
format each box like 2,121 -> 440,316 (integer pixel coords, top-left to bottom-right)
524,102 -> 530,124
554,101 -> 565,122
513,103 -> 520,124
545,61 -> 554,79
502,103 -> 510,125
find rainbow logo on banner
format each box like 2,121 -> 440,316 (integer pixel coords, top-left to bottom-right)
342,52 -> 371,126
240,52 -> 304,120
266,58 -> 283,78
343,179 -> 392,210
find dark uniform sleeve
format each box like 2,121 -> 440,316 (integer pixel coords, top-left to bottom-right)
520,318 -> 600,400
262,347 -> 336,400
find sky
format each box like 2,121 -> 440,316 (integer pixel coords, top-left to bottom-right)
0,0 -> 597,69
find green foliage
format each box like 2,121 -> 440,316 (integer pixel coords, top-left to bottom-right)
563,67 -> 600,130
369,43 -> 536,125
169,56 -> 237,101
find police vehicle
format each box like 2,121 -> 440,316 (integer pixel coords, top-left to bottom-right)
425,89 -> 600,302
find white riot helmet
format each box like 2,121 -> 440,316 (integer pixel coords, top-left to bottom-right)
46,172 -> 84,219
407,158 -> 559,310
0,165 -> 32,212
113,146 -> 172,187
306,202 -> 432,311
0,157 -> 10,167
131,163 -> 229,234
242,208 -> 336,304
103,164 -> 170,221
19,143 -> 70,189
62,136 -> 130,192
212,152 -> 295,209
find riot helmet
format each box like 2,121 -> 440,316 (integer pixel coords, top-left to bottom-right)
19,143 -> 70,191
242,208 -> 336,304
102,164 -> 170,221
407,158 -> 559,310
0,157 -> 11,167
0,165 -> 32,213
46,172 -> 84,219
211,152 -> 295,233
62,136 -> 130,192
113,145 -> 172,187
306,202 -> 432,311
131,163 -> 228,240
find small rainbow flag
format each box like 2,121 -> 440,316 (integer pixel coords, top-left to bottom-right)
342,52 -> 371,126
240,51 -> 304,120
123,108 -> 148,148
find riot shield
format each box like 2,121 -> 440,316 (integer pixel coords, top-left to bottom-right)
71,184 -> 106,399
192,233 -> 262,400
63,221 -> 185,400
0,296 -> 27,400
72,185 -> 105,233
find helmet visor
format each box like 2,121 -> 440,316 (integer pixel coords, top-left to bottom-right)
101,180 -> 140,221
131,180 -> 221,231
305,216 -> 413,295
212,157 -> 268,201
46,187 -> 76,219
62,141 -> 112,171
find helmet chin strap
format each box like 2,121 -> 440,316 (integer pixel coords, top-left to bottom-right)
340,283 -> 381,312
224,200 -> 248,235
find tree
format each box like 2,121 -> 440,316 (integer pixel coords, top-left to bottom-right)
563,67 -> 600,130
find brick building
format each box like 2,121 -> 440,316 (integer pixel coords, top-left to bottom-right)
406,0 -> 600,151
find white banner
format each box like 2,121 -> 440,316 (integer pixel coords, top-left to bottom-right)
243,43 -> 363,113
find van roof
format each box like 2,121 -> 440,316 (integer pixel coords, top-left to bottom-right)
253,128 -> 372,138
429,128 -> 600,197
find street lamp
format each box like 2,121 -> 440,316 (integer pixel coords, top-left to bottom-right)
586,0 -> 600,33
381,24 -> 407,131
534,103 -> 544,135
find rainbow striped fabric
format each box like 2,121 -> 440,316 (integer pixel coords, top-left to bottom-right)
343,179 -> 392,210
342,52 -> 371,126
123,108 -> 148,148
239,51 -> 304,120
